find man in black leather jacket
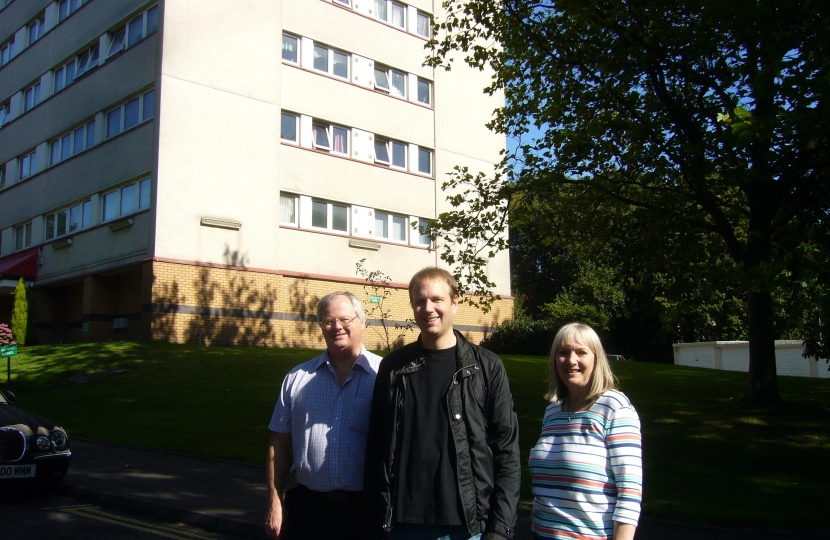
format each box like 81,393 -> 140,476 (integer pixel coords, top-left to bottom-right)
363,267 -> 520,540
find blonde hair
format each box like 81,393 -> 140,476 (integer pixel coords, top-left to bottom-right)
544,322 -> 619,403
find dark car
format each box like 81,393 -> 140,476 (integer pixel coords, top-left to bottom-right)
0,389 -> 71,490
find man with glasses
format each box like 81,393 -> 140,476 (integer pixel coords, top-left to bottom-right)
265,291 -> 381,540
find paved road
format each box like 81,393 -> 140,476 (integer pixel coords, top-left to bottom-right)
0,492 -> 241,540
56,439 -> 829,540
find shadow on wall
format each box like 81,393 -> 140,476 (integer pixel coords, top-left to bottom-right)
151,248 -> 321,348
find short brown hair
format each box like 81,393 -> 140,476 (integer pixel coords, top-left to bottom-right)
408,267 -> 459,304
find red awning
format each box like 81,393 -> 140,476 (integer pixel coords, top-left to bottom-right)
0,248 -> 38,279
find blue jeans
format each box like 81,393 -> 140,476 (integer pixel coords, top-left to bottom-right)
388,523 -> 482,540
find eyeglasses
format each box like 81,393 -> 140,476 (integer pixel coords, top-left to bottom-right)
320,315 -> 358,330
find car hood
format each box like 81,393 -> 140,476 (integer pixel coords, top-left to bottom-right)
0,405 -> 59,432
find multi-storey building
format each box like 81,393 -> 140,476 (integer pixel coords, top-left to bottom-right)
0,0 -> 511,349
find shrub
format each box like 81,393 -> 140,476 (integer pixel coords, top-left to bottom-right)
480,319 -> 560,356
11,278 -> 28,346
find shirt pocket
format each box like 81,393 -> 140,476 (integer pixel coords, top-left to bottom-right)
347,397 -> 372,436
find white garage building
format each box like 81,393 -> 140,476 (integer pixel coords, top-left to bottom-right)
673,341 -> 830,379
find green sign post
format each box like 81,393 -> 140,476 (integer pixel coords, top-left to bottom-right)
2,344 -> 17,384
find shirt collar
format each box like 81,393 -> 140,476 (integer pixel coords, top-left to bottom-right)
314,346 -> 372,373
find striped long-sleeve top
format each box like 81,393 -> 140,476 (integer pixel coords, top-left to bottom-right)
529,390 -> 642,540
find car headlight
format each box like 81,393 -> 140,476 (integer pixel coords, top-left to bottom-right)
51,430 -> 68,451
36,434 -> 51,451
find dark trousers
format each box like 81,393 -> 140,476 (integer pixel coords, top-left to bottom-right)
280,484 -> 363,540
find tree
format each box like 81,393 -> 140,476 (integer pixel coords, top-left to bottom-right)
11,278 -> 29,346
355,259 -> 413,352
428,0 -> 830,405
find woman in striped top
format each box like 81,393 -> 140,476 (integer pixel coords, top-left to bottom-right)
529,323 -> 642,540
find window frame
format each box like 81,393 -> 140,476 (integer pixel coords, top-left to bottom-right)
0,36 -> 15,67
281,112 -> 299,143
28,14 -> 46,46
312,43 -> 350,79
279,194 -> 298,226
373,64 -> 406,97
417,147 -> 433,175
416,218 -> 431,246
373,137 -> 407,169
310,199 -> 350,234
14,222 -> 32,251
374,211 -> 408,243
374,0 -> 407,29
50,119 -> 96,166
416,11 -> 431,38
44,200 -> 92,241
0,101 -> 9,127
101,178 -> 152,223
19,149 -> 37,181
417,78 -> 432,105
54,43 -> 100,93
282,33 -> 299,64
106,89 -> 155,139
58,0 -> 89,22
23,81 -> 41,112
105,5 -> 159,59
312,121 -> 349,155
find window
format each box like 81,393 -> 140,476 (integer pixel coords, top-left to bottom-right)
58,0 -> 89,22
416,12 -> 431,38
105,5 -> 159,58
14,223 -> 32,251
418,148 -> 432,175
417,218 -> 430,245
44,200 -> 91,241
311,200 -> 349,232
19,150 -> 37,180
28,15 -> 46,46
417,78 -> 431,105
106,89 -> 154,138
312,122 -> 349,154
1,37 -> 15,67
54,44 -> 100,92
1,0 -> 14,9
0,165 -> 5,190
374,211 -> 407,242
50,120 -> 96,166
279,194 -> 297,224
0,101 -> 9,127
24,82 -> 41,112
102,178 -> 151,222
281,112 -> 298,142
375,0 -> 406,28
282,34 -> 298,63
313,44 -> 349,79
374,138 -> 406,168
374,65 -> 406,97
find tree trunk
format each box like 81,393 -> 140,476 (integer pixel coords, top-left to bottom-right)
744,286 -> 783,406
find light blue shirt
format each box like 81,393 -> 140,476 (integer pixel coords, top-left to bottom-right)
269,346 -> 382,492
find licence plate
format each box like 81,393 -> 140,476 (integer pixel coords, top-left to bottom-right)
0,464 -> 36,479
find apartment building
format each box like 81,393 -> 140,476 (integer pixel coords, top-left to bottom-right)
0,0 -> 512,349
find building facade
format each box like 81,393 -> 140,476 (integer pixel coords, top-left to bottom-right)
0,0 -> 512,350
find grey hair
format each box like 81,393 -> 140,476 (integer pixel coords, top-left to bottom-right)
317,291 -> 366,324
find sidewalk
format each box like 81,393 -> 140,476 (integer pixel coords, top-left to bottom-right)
62,438 -> 827,540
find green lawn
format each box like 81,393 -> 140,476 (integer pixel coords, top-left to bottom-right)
2,342 -> 829,529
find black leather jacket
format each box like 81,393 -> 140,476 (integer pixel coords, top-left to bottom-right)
363,331 -> 520,539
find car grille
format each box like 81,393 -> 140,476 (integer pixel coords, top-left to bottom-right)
0,427 -> 27,462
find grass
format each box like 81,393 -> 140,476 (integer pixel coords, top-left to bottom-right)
2,342 -> 829,530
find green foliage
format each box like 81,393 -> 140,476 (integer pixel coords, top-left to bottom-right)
428,0 -> 830,405
11,278 -> 28,346
480,319 -> 559,356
